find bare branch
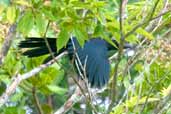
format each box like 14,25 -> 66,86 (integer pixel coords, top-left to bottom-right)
0,24 -> 16,65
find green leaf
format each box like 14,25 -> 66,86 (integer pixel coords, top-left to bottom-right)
73,24 -> 88,47
57,28 -> 70,51
94,22 -> 104,36
103,35 -> 118,48
41,7 -> 57,21
70,1 -> 91,9
136,28 -> 154,40
126,34 -> 139,43
35,13 -> 47,34
92,1 -> 106,7
0,81 -> 6,95
17,10 -> 34,35
29,66 -> 60,88
106,21 -> 119,32
10,92 -> 23,102
94,24 -> 118,48
124,96 -> 159,108
66,8 -> 79,19
110,104 -> 125,114
4,107 -> 18,114
3,52 -> 21,74
4,107 -> 25,114
6,6 -> 16,24
161,84 -> 171,97
41,104 -> 53,114
14,0 -> 31,7
46,85 -> 67,95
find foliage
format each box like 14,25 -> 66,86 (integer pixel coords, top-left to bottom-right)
0,0 -> 171,114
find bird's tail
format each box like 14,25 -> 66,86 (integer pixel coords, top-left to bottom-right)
18,37 -> 66,62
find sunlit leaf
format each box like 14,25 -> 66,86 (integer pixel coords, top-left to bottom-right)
124,96 -> 159,108
161,85 -> 171,97
73,24 -> 88,47
17,10 -> 34,34
6,6 -> 16,24
35,13 -> 47,34
14,0 -> 31,7
57,28 -> 70,51
47,85 -> 67,95
136,28 -> 154,40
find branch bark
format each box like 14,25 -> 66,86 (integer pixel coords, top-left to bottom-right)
54,86 -> 82,114
0,24 -> 16,65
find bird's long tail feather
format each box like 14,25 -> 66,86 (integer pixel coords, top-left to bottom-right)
18,37 -> 58,57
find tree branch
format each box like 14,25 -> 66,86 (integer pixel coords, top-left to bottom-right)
0,24 -> 16,65
54,79 -> 106,114
108,0 -> 162,113
109,1 -> 128,112
0,51 -> 68,107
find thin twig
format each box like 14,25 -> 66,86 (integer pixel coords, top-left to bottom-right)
151,9 -> 171,21
70,36 -> 98,114
151,0 -> 169,32
47,95 -> 53,109
109,0 -> 127,110
32,87 -> 44,114
43,21 -> 57,62
148,0 -> 160,20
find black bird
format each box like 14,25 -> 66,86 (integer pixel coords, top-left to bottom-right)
19,37 -> 132,87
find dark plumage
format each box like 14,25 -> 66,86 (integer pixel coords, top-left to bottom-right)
18,37 -> 131,87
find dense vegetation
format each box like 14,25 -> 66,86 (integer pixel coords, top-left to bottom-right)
0,0 -> 171,114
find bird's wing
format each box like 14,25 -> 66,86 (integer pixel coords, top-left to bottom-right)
75,39 -> 110,88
